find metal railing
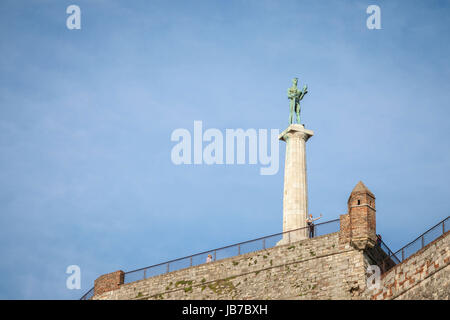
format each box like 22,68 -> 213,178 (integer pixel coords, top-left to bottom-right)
123,219 -> 340,284
380,216 -> 449,274
80,286 -> 94,301
80,218 -> 340,299
378,239 -> 400,263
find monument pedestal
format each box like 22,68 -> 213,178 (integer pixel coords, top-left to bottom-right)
277,124 -> 314,245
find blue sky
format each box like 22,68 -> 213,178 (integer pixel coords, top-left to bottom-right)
0,0 -> 449,299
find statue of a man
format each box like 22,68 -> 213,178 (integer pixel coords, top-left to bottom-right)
287,78 -> 308,124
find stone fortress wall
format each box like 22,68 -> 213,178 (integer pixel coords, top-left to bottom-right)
372,229 -> 449,300
92,181 -> 449,300
94,232 -> 372,300
93,226 -> 449,301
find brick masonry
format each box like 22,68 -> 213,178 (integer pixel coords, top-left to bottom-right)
339,181 -> 376,250
372,230 -> 450,300
94,270 -> 124,296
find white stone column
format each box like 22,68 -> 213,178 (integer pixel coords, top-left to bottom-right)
278,124 -> 314,244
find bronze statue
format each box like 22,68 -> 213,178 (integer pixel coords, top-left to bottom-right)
287,78 -> 308,124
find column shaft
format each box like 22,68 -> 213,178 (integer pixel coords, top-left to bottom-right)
279,124 -> 314,244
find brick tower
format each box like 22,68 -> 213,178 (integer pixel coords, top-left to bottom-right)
340,181 -> 377,249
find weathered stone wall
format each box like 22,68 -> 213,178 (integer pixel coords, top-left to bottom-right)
372,231 -> 450,300
89,178 -> 449,300
92,227 -> 449,300
94,232 -> 373,300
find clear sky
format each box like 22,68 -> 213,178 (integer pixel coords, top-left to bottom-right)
0,0 -> 449,299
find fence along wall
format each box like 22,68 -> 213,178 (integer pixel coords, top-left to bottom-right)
94,232 -> 376,300
122,219 -> 340,285
379,216 -> 448,273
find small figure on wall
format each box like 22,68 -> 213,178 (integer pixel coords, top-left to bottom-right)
376,234 -> 382,246
306,213 -> 322,238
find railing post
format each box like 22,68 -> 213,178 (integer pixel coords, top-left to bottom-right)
263,238 -> 266,250
214,250 -> 216,261
421,235 -> 424,248
143,269 -> 146,280
166,263 -> 169,273
190,256 -> 192,267
238,244 -> 240,255
401,249 -> 404,262
443,221 -> 446,235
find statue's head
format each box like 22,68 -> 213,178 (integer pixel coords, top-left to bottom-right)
292,78 -> 298,86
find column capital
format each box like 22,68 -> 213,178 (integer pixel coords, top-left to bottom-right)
279,124 -> 314,142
